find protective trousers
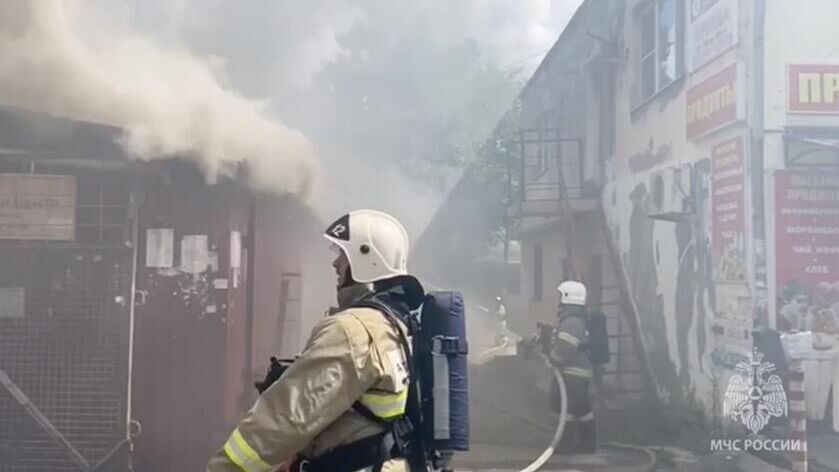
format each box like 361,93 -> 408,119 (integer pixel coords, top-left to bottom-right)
550,375 -> 596,454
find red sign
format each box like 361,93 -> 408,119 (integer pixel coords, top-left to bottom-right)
775,171 -> 839,286
686,64 -> 740,139
788,65 -> 839,114
711,136 -> 747,281
775,171 -> 839,334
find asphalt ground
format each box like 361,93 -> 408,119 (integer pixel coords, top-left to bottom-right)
454,356 -> 655,472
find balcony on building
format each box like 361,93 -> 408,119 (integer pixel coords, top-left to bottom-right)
507,127 -> 601,225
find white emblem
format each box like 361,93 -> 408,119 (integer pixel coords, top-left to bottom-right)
723,350 -> 788,434
330,223 -> 347,238
386,349 -> 409,391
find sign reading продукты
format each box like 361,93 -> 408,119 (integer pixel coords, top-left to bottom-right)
686,63 -> 742,139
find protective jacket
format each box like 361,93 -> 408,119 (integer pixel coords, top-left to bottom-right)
551,305 -> 593,379
550,304 -> 596,453
207,284 -> 412,472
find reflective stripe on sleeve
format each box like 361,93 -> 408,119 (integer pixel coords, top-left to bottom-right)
561,367 -> 593,378
557,331 -> 580,347
359,389 -> 408,420
577,412 -> 595,422
223,428 -> 273,472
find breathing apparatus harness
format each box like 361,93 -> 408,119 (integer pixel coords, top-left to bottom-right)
255,280 -> 468,472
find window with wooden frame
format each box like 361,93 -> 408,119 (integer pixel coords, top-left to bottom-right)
636,0 -> 684,104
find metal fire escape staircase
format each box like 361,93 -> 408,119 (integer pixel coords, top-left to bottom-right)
592,209 -> 658,410
518,128 -> 655,410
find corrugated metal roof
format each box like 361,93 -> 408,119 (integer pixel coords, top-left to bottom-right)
0,106 -> 128,162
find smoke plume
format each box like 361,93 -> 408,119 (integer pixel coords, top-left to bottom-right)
0,1 -> 316,196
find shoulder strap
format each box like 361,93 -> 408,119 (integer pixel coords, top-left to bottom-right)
558,311 -> 586,327
558,311 -> 591,353
351,296 -> 428,471
351,298 -> 413,369
353,297 -> 417,334
350,298 -> 414,421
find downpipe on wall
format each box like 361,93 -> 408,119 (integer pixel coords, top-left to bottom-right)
122,188 -> 142,471
750,0 -> 769,327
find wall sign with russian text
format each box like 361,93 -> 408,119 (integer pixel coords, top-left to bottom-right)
0,174 -> 76,241
775,171 -> 839,335
711,136 -> 747,281
788,65 -> 839,114
686,63 -> 743,139
689,0 -> 738,71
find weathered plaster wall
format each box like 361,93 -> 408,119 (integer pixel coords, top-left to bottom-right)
601,0 -> 758,407
515,0 -> 779,411
518,222 -> 567,325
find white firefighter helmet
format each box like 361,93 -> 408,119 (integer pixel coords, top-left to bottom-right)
323,209 -> 410,284
557,280 -> 587,306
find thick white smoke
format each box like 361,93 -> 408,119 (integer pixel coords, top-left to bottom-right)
0,1 -> 317,196
458,0 -> 584,75
78,0 -> 582,235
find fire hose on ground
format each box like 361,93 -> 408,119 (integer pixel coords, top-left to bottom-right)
519,353 -> 569,472
475,335 -> 510,362
478,340 -> 569,472
476,341 -> 657,472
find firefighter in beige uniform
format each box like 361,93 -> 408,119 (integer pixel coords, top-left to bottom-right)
207,210 -> 423,472
550,281 -> 596,454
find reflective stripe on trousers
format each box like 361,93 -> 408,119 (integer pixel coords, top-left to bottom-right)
223,428 -> 274,472
566,412 -> 595,422
358,389 -> 407,420
562,367 -> 593,378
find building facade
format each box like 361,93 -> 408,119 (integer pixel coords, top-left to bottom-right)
510,0 -> 839,411
0,107 -> 308,471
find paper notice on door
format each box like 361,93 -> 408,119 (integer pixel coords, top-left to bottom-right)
230,231 -> 242,269
146,229 -> 174,268
208,251 -> 219,272
213,278 -> 229,290
181,235 -> 209,274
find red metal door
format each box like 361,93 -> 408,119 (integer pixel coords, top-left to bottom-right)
132,175 -> 250,472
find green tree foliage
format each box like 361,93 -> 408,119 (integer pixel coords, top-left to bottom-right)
469,101 -> 522,248
304,5 -> 521,190
413,101 -> 522,292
